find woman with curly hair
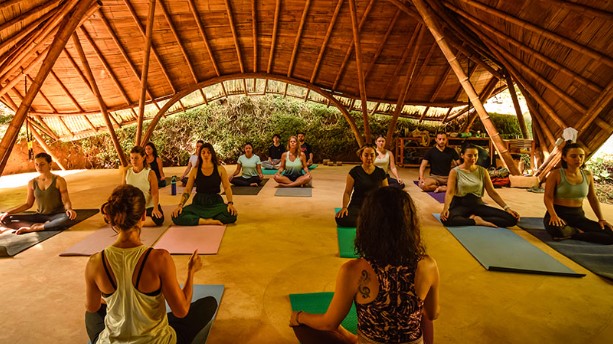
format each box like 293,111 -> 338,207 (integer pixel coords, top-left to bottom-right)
291,187 -> 440,344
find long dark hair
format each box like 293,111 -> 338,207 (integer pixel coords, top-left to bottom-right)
355,187 -> 425,267
197,142 -> 220,169
145,142 -> 159,158
561,142 -> 585,169
101,185 -> 146,232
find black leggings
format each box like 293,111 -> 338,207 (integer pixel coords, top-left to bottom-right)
1,212 -> 74,231
335,205 -> 360,228
387,176 -> 405,190
85,296 -> 218,344
231,175 -> 262,186
544,205 -> 613,244
442,194 -> 517,228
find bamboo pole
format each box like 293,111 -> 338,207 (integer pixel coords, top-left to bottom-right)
288,0 -> 311,77
0,1 -> 60,36
412,0 -> 519,175
310,0 -> 343,83
72,33 -> 127,167
223,0 -> 244,73
349,0 -> 372,143
31,116 -> 58,141
0,6 -> 56,60
461,77 -> 498,132
0,48 -> 50,99
517,82 -> 555,148
363,9 -> 400,81
24,75 -> 56,113
577,80 -> 613,132
505,73 -> 529,139
252,0 -> 257,73
267,0 -> 281,73
0,0 -> 97,175
187,0 -> 219,76
49,69 -> 84,112
158,0 -> 198,83
27,121 -> 66,170
136,0 -> 156,146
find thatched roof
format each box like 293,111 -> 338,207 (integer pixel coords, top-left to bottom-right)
0,0 -> 611,170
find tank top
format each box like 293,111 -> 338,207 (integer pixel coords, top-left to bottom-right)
125,167 -> 153,209
284,151 -> 304,175
555,168 -> 589,200
195,165 -> 221,194
97,245 -> 176,344
454,165 -> 485,197
33,175 -> 64,214
356,260 -> 424,343
149,157 -> 162,180
374,150 -> 391,174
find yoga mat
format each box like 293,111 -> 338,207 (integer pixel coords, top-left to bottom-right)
433,214 -> 584,277
413,181 -> 445,203
155,225 -> 226,254
0,209 -> 99,257
60,225 -> 169,256
263,164 -> 318,175
225,178 -> 269,195
289,292 -> 358,334
167,284 -> 225,344
334,208 -> 358,258
518,217 -> 613,280
274,187 -> 312,197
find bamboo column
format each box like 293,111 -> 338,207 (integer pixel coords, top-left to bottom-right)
136,0 -> 156,146
505,74 -> 529,139
348,0 -> 372,143
460,77 -> 498,132
27,121 -> 66,170
72,33 -> 127,167
412,0 -> 519,175
0,0 -> 97,176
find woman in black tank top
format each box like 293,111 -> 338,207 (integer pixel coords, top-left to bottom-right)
171,143 -> 238,225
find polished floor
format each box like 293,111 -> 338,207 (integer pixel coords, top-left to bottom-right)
0,165 -> 612,344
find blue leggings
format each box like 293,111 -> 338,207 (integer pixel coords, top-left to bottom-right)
1,212 -> 73,231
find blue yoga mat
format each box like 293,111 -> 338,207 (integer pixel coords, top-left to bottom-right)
518,217 -> 613,280
434,214 -> 584,277
289,292 -> 358,334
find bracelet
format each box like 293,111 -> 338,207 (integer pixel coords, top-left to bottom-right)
503,205 -> 510,211
296,310 -> 303,325
227,201 -> 234,205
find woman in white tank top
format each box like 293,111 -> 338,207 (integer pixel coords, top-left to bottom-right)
375,135 -> 405,189
122,146 -> 164,227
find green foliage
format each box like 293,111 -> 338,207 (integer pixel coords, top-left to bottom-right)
469,112 -> 532,139
586,155 -> 613,183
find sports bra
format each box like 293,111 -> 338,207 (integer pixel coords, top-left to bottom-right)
555,168 -> 588,200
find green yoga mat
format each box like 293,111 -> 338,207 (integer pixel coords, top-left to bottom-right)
0,209 -> 99,257
262,164 -> 318,175
289,292 -> 358,334
335,208 -> 358,258
434,213 -> 584,277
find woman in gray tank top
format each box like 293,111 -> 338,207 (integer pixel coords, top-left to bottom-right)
0,152 -> 77,234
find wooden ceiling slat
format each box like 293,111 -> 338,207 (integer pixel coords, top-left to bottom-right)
0,0 -> 22,12
25,74 -> 57,113
0,6 -> 56,61
546,0 -> 613,21
363,8 -> 400,82
158,0 -> 198,83
349,0 -> 372,142
136,0 -> 157,146
223,0 -> 244,74
187,0 -> 220,76
577,80 -> 613,132
455,0 -> 613,68
0,48 -> 49,99
332,0 -> 375,91
49,69 -> 84,112
31,115 -> 59,141
309,0 -> 343,83
505,74 -> 529,138
287,0 -> 311,77
267,0 -> 281,73
0,1 -> 59,35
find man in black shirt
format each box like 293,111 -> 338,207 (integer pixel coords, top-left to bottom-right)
262,134 -> 283,170
419,132 -> 460,192
297,131 -> 313,166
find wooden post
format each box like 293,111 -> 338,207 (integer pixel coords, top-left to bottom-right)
461,77 -> 498,132
72,33 -> 128,167
136,0 -> 156,146
0,0 -> 97,176
349,0 -> 372,143
412,0 -> 520,175
505,73 -> 529,138
27,121 -> 66,170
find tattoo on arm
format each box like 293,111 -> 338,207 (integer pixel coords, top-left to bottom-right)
180,193 -> 190,206
358,270 -> 371,299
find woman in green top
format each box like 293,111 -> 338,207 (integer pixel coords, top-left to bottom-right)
274,136 -> 312,187
441,145 -> 519,228
230,142 -> 264,186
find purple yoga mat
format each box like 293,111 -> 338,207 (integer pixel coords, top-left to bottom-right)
413,181 -> 446,203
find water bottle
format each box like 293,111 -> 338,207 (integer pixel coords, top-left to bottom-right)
171,175 -> 177,195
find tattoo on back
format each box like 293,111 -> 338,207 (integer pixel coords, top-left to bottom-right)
358,270 -> 371,299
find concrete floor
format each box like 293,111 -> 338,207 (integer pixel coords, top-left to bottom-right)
0,165 -> 612,344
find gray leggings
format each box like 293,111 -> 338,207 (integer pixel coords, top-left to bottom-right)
1,212 -> 73,231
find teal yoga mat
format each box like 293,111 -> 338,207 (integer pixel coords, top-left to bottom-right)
262,164 -> 318,175
289,292 -> 358,334
433,214 -> 584,277
518,217 -> 613,280
335,208 -> 358,258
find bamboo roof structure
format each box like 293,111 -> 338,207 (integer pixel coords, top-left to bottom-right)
0,0 -> 611,173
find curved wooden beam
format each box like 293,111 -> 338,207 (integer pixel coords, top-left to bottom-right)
267,0 -> 281,73
288,0 -> 311,77
136,0 -> 157,146
310,0 -> 343,83
187,0 -> 219,76
224,0 -> 244,73
158,0 -> 198,83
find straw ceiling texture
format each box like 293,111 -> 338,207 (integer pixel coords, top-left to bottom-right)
0,0 -> 611,154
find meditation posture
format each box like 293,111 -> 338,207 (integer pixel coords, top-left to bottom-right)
419,132 -> 460,193
145,142 -> 167,188
0,152 -> 77,235
374,135 -> 405,189
262,134 -> 283,170
291,187 -> 440,344
85,185 -> 218,344
230,143 -> 264,186
298,131 -> 314,166
172,143 -> 237,225
543,142 -> 613,244
336,144 -> 388,228
440,145 -> 519,228
122,146 -> 164,227
274,136 -> 312,187
180,140 -> 204,186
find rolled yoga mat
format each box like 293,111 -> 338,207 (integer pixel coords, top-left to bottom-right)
518,217 -> 613,280
155,225 -> 226,254
413,181 -> 445,203
289,292 -> 358,334
275,187 -> 312,197
433,214 -> 584,277
1,209 -> 99,257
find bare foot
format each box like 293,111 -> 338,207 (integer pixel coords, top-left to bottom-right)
198,219 -> 223,225
470,215 -> 497,228
249,183 -> 259,187
433,186 -> 447,193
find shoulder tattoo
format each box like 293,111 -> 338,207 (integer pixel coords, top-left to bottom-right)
358,270 -> 371,299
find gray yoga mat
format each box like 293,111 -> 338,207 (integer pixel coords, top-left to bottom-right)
434,214 -> 584,277
518,217 -> 613,280
227,178 -> 269,195
274,187 -> 312,197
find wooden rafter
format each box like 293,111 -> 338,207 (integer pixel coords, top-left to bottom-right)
121,0 -> 175,93
187,0 -> 220,76
0,6 -> 57,60
24,74 -> 57,113
72,32 -> 127,166
445,40 -> 502,79
27,120 -> 66,170
461,76 -> 499,132
223,0 -> 244,73
0,0 -> 95,175
252,0 -> 257,73
577,80 -> 613,132
0,0 -> 22,11
136,0 -> 156,146
267,0 -> 281,73
49,70 -> 84,112
81,114 -> 97,132
0,1 -> 60,37
382,37 -> 434,100
287,0 -> 311,77
31,115 -> 59,141
519,82 -> 555,148
456,0 -> 613,67
363,9 -> 400,82
310,0 -> 343,83
0,48 -> 49,99
505,73 -> 529,138
158,0 -> 198,83
348,0 -> 372,143
332,0 -> 375,91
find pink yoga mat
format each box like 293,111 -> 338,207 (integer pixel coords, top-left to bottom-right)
59,225 -> 169,256
154,225 -> 226,254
